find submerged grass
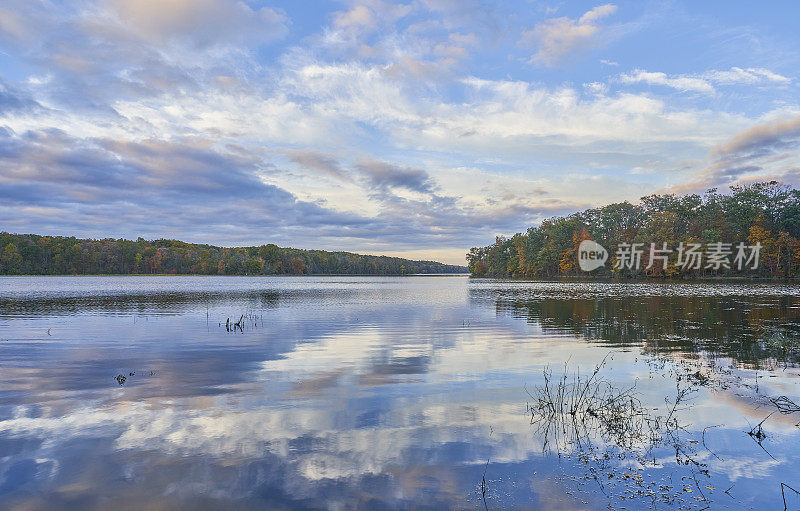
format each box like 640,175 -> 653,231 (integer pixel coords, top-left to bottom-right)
526,355 -> 650,454
525,355 -> 716,509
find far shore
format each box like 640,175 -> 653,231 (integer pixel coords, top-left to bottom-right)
0,273 -> 471,277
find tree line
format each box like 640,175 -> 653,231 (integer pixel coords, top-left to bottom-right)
0,234 -> 466,276
467,181 -> 800,279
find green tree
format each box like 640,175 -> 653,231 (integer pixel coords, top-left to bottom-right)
1,243 -> 23,274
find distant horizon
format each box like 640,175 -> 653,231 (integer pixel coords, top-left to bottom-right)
1,229 -> 470,266
0,231 -> 470,275
4,178 -> 797,267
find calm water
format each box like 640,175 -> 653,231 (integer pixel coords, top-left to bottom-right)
1,276 -> 800,510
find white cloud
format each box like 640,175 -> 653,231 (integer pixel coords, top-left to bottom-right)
444,76 -> 740,145
584,81 -> 608,95
704,67 -> 790,85
522,4 -> 618,67
620,69 -> 715,93
103,0 -> 289,47
333,4 -> 376,32
579,4 -> 618,24
619,67 -> 791,94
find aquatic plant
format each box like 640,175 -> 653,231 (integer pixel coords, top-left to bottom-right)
525,357 -> 714,509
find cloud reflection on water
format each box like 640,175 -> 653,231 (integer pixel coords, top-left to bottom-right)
1,276 -> 799,510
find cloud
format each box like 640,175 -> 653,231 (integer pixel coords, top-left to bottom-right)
281,62 -> 421,126
619,70 -> 714,93
0,0 -> 289,117
2,45 -> 759,257
323,0 -> 415,53
705,67 -> 790,85
104,0 -> 289,47
0,5 -> 29,43
711,115 -> 800,158
284,149 -> 349,180
0,129 -> 373,245
522,4 -> 618,66
333,4 -> 377,32
80,58 -> 752,186
355,157 -> 435,193
437,76 -> 739,147
0,127 -> 570,259
619,67 -> 791,94
579,4 -> 618,24
0,80 -> 41,114
583,81 -> 608,95
672,115 -> 800,193
320,1 -> 480,76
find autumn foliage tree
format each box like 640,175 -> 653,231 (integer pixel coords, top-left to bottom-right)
559,227 -> 591,275
468,182 -> 800,280
0,234 -> 466,276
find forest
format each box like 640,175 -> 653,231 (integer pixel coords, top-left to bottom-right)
0,234 -> 466,275
467,181 -> 800,279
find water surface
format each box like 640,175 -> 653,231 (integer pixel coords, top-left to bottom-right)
1,276 -> 799,510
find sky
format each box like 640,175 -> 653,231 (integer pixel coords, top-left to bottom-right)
0,1 -> 799,264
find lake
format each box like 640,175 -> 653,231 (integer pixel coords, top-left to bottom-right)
1,276 -> 799,510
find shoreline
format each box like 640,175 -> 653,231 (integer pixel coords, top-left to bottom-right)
0,273 -> 471,277
467,275 -> 800,283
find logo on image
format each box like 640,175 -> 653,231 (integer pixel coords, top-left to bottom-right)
578,240 -> 608,271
